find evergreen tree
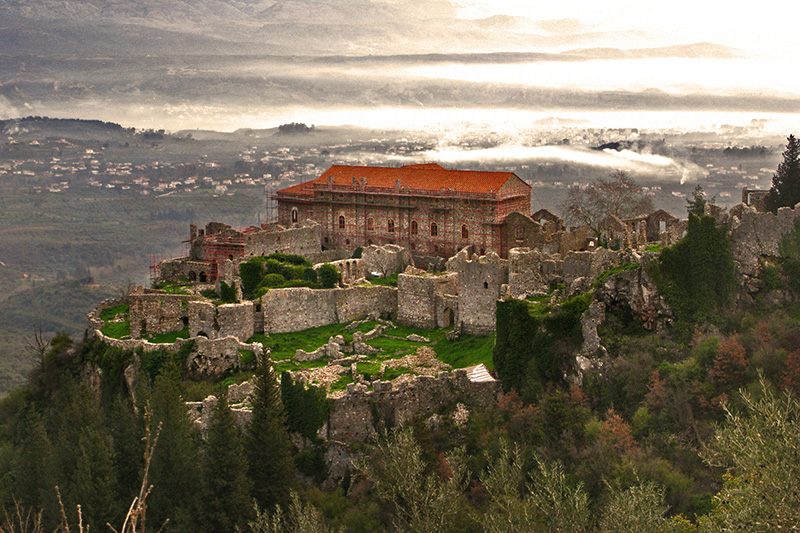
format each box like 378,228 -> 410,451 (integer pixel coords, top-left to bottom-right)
106,395 -> 145,514
201,393 -> 252,533
10,408 -> 58,528
246,355 -> 297,510
765,134 -> 800,213
148,363 -> 201,532
46,380 -> 116,528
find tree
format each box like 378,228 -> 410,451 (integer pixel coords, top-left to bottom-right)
10,409 -> 58,528
147,363 -> 202,531
480,441 -> 591,533
318,263 -> 341,289
356,427 -> 470,533
698,377 -> 800,531
246,354 -> 297,510
561,170 -> 654,232
201,393 -> 252,533
765,134 -> 800,213
687,184 -> 714,216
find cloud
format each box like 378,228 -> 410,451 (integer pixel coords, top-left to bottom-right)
390,144 -> 707,183
0,96 -> 20,120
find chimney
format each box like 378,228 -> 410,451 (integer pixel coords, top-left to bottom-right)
360,177 -> 367,189
352,176 -> 358,188
395,179 -> 402,190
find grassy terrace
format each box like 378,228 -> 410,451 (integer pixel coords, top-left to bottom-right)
248,320 -> 495,379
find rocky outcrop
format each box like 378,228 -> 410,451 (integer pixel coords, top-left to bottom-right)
594,267 -> 673,331
730,205 -> 800,293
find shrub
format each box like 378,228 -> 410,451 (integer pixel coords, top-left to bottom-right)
318,263 -> 341,289
260,273 -> 286,288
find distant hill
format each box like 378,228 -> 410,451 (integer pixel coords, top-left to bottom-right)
0,0 -> 665,57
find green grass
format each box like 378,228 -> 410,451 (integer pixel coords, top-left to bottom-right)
148,327 -> 190,344
98,303 -> 128,322
100,320 -> 130,339
248,321 -> 387,361
593,262 -> 640,288
330,374 -> 354,392
367,273 -> 398,287
383,366 -> 417,381
434,333 -> 495,371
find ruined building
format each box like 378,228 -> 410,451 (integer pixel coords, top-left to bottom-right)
275,163 -> 532,259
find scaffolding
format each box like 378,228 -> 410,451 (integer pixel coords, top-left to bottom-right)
203,235 -> 245,281
265,185 -> 278,224
148,254 -> 161,286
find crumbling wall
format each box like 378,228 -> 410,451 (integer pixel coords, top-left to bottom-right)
507,248 -> 563,298
362,243 -> 413,277
396,269 -> 458,329
157,258 -> 212,284
446,247 -> 508,336
730,204 -> 800,292
244,220 -> 322,260
128,292 -> 196,339
188,301 -> 254,340
318,258 -> 365,286
324,370 -> 501,479
261,286 -> 398,334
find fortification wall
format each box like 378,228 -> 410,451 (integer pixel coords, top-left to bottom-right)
362,244 -> 413,277
324,370 -> 501,478
446,248 -> 508,336
244,220 -> 322,259
318,258 -> 365,286
730,205 -> 800,292
397,270 -> 458,330
507,248 -> 563,298
188,300 -> 254,340
158,259 -> 212,284
261,286 -> 397,334
128,292 -> 196,339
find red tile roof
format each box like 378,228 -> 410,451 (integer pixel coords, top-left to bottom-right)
277,164 -> 523,197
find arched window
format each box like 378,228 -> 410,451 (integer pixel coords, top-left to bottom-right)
338,215 -> 345,230
291,208 -> 298,223
461,224 -> 469,239
430,222 -> 438,236
411,220 -> 418,235
367,217 -> 375,231
387,219 -> 395,233
514,226 -> 524,241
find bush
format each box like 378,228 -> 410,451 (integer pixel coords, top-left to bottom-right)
260,273 -> 287,288
318,264 -> 341,289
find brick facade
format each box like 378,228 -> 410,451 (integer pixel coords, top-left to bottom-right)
276,163 -> 531,258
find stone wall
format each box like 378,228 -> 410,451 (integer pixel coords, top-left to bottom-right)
324,370 -> 501,479
362,243 -> 413,277
730,204 -> 800,292
88,328 -> 262,380
446,247 -> 508,336
507,248 -> 563,298
396,269 -> 458,329
244,219 -> 322,260
317,258 -> 365,286
158,258 -> 213,284
128,292 -> 197,339
188,300 -> 255,340
261,286 -> 398,334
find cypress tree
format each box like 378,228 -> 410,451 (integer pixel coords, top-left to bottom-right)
148,363 -> 201,532
201,393 -> 252,533
246,355 -> 297,510
10,408 -> 58,527
766,134 -> 800,212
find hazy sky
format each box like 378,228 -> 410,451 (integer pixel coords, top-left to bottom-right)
455,0 -> 800,59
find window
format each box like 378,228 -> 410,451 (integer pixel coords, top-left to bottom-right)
461,224 -> 469,239
411,220 -> 418,235
430,222 -> 438,236
339,215 -> 345,230
514,226 -> 524,241
388,219 -> 395,233
367,217 -> 375,231
291,208 -> 298,223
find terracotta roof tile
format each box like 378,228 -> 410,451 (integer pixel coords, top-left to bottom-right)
277,164 -> 525,196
